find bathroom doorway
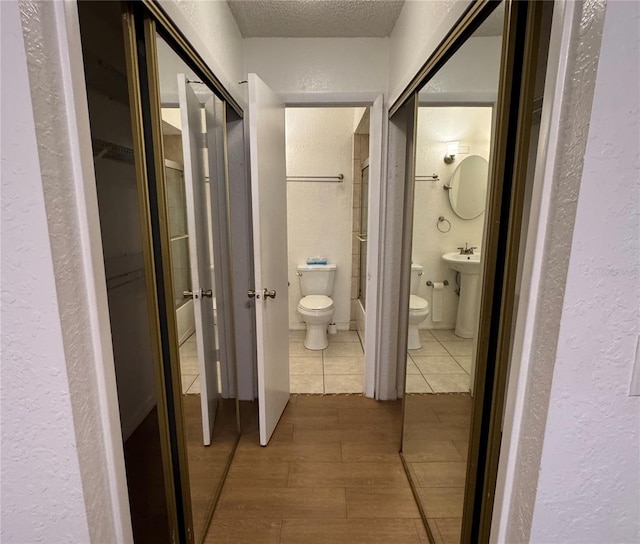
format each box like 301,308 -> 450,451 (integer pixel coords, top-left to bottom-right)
285,107 -> 370,395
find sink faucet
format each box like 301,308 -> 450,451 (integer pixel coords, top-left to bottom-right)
458,243 -> 477,255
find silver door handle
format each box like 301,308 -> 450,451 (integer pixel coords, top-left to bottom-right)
247,289 -> 259,299
201,289 -> 213,298
263,288 -> 276,299
183,290 -> 194,298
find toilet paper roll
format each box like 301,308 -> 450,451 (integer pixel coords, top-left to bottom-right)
431,282 -> 445,322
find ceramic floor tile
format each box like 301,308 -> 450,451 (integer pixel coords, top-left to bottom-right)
323,356 -> 364,375
454,356 -> 472,373
429,329 -> 465,343
323,342 -> 364,357
412,356 -> 466,375
179,355 -> 200,375
406,359 -> 421,375
324,374 -> 363,394
409,343 -> 451,358
405,374 -> 433,394
424,374 -> 470,393
328,331 -> 361,343
186,375 -> 200,395
289,330 -> 307,342
181,373 -> 198,394
290,342 -> 323,357
418,329 -> 439,342
290,374 -> 324,394
441,341 -> 474,357
179,341 -> 198,358
290,356 -> 323,375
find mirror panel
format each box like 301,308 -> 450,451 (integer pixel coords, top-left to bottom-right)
448,154 -> 489,219
402,3 -> 505,540
155,34 -> 240,544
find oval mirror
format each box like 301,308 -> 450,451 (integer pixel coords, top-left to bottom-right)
446,154 -> 489,219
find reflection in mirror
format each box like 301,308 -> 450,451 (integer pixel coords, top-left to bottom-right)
156,35 -> 239,543
402,3 -> 504,540
77,3 -> 173,541
447,154 -> 489,219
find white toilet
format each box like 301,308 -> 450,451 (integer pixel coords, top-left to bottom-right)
297,263 -> 337,350
408,263 -> 430,350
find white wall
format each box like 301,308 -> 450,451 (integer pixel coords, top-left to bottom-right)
286,108 -> 356,329
2,1 -> 132,541
0,4 -> 91,540
423,36 -> 502,100
529,1 -> 640,541
244,38 -> 389,101
412,106 -> 492,329
388,0 -> 472,106
159,0 -> 246,108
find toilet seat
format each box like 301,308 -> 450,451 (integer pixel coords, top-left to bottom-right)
299,295 -> 333,312
409,295 -> 429,311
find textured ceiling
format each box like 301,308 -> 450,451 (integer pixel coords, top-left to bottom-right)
227,0 -> 405,38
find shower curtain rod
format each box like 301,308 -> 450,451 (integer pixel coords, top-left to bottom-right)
286,174 -> 344,183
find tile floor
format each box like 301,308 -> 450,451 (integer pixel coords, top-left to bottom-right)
406,329 -> 473,394
179,334 -> 200,395
289,330 -> 365,394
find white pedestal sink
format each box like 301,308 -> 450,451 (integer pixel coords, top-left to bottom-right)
442,252 -> 482,339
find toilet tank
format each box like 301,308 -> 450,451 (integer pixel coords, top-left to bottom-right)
297,264 -> 337,296
410,263 -> 423,294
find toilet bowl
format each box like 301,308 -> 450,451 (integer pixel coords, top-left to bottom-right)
296,263 -> 337,350
408,263 -> 430,350
408,295 -> 430,350
297,295 -> 335,350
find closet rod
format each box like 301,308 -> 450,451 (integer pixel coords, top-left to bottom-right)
286,174 -> 344,183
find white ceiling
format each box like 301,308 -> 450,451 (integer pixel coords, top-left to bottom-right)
227,0 -> 405,38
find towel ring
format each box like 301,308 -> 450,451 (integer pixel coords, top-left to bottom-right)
437,216 -> 451,233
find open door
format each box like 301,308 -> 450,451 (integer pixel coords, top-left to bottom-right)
247,73 -> 290,446
177,73 -> 220,446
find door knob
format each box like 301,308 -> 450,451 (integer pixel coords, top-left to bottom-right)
201,289 -> 213,298
247,289 -> 257,299
263,288 -> 276,299
183,290 -> 194,298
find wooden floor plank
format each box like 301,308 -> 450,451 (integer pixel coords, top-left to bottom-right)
288,461 -> 409,488
280,519 -> 422,544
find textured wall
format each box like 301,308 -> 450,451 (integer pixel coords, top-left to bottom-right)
7,1 -> 133,541
388,0 -> 472,106
286,108 -> 356,329
495,0 -> 628,541
529,0 -> 640,540
244,38 -> 389,99
159,0 -> 246,108
412,106 -> 492,330
1,2 -> 92,541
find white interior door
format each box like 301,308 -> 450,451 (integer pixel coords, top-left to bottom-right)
247,73 -> 290,446
178,73 -> 220,446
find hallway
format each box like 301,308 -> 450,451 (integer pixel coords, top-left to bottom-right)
208,395 -> 430,543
